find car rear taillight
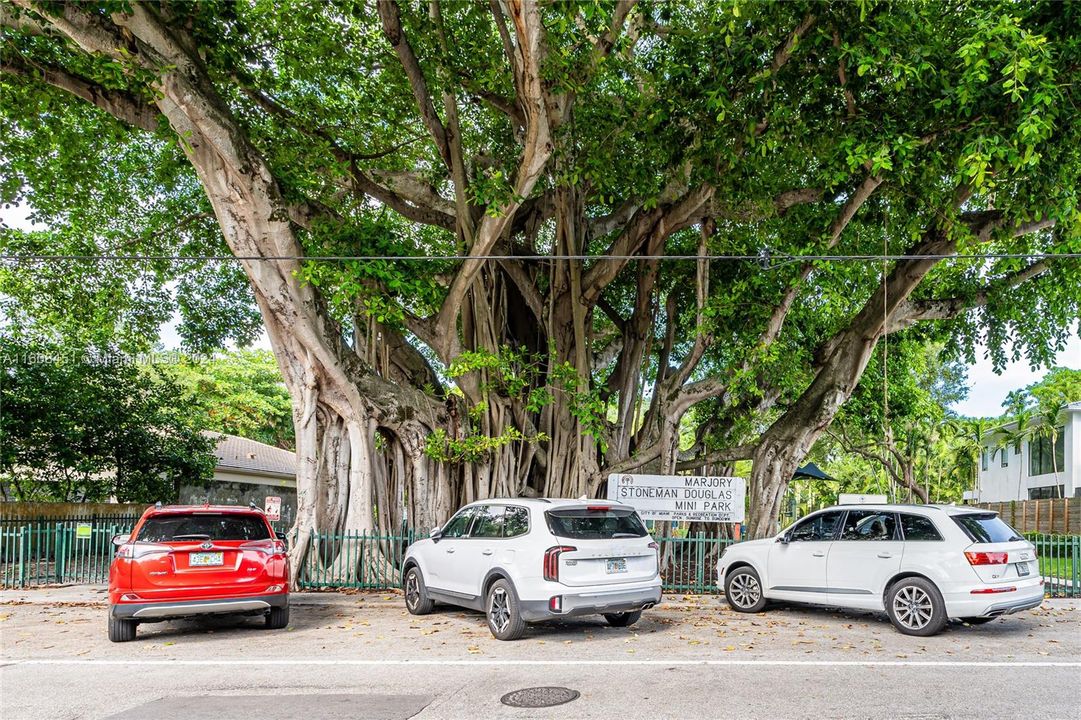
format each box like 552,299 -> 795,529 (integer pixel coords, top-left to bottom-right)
586,505 -> 610,511
241,539 -> 287,556
648,541 -> 660,571
971,586 -> 1016,594
965,551 -> 1009,566
543,545 -> 576,582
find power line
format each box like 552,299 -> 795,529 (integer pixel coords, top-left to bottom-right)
0,252 -> 1079,263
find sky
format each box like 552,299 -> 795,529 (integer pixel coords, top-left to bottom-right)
950,333 -> 1080,418
4,203 -> 1079,419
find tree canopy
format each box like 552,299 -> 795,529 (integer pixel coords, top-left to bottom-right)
170,349 -> 295,450
0,334 -> 216,502
1,1 -> 1078,559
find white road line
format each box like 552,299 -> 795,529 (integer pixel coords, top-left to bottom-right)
2,659 -> 1078,668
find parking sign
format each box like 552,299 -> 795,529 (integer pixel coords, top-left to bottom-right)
264,496 -> 282,521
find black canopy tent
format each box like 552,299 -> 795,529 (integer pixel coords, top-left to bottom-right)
792,462 -> 835,482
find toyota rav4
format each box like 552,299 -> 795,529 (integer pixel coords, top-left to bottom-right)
108,505 -> 290,642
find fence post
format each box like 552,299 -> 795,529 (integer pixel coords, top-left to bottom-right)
695,532 -> 706,592
1072,536 -> 1080,599
55,523 -> 66,584
18,526 -> 28,588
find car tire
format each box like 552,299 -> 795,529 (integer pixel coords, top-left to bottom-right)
404,566 -> 435,615
886,577 -> 947,637
603,610 -> 642,627
960,616 -> 995,625
724,566 -> 768,613
108,615 -> 137,642
485,578 -> 526,641
266,605 -> 290,629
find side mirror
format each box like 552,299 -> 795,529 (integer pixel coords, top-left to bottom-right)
776,533 -> 790,544
276,531 -> 288,546
429,528 -> 442,542
112,534 -> 130,547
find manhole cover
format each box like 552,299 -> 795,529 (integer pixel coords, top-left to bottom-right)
500,687 -> 580,708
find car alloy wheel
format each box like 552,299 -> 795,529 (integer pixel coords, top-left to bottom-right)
729,572 -> 761,609
405,570 -> 421,610
489,586 -> 512,634
892,585 -> 933,631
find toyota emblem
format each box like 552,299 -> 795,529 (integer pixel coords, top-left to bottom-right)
200,541 -> 213,550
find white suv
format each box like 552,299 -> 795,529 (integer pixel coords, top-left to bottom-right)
717,504 -> 1043,636
402,499 -> 662,640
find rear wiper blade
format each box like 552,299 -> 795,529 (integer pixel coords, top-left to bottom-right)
172,534 -> 212,541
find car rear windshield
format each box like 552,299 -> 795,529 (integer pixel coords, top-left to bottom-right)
136,513 -> 272,543
952,513 -> 1023,543
545,507 -> 647,540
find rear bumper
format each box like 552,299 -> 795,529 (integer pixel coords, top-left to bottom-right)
519,583 -> 662,622
942,577 -> 1044,619
110,592 -> 288,620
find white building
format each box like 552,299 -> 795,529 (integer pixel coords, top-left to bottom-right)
976,402 -> 1081,502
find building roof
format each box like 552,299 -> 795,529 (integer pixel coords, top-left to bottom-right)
204,432 -> 296,478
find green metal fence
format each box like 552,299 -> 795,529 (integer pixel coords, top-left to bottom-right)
0,519 -> 138,587
2,519 -> 1078,599
1031,533 -> 1080,598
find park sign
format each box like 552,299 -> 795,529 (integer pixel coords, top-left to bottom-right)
607,474 -> 746,523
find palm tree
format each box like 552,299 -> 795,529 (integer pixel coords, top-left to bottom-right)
996,408 -> 1032,501
1032,407 -> 1064,497
947,417 -> 993,502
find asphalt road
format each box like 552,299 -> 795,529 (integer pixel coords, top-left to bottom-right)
2,587 -> 1078,719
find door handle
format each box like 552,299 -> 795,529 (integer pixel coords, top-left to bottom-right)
812,551 -> 826,557
445,548 -> 455,554
482,549 -> 493,556
877,552 -> 893,559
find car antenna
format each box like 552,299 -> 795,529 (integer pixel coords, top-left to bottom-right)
249,499 -> 259,511
154,501 -> 162,508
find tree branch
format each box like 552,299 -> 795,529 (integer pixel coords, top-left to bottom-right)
378,0 -> 452,169
0,55 -> 159,132
889,257 -> 1053,332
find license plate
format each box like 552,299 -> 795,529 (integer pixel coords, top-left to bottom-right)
606,558 -> 627,574
190,552 -> 224,567
1016,562 -> 1030,576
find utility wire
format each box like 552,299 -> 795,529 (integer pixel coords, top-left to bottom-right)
0,252 -> 1079,263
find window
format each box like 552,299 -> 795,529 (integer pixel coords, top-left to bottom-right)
1014,440 -> 1021,455
136,514 -> 271,543
899,514 -> 943,541
840,510 -> 897,541
503,506 -> 529,538
470,505 -> 505,538
787,510 -> 844,542
981,447 -> 989,471
441,507 -> 477,538
545,507 -> 647,539
1028,485 -> 1064,500
1030,432 -> 1065,476
952,513 -> 1022,543
1000,447 -> 1008,468
1029,432 -> 1065,477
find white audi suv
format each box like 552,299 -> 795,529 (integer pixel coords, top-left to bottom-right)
717,504 -> 1043,636
402,499 -> 662,640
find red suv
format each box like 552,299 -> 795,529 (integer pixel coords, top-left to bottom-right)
108,505 -> 289,642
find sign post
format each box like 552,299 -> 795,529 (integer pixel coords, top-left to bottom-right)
606,474 -> 746,523
264,496 -> 282,522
